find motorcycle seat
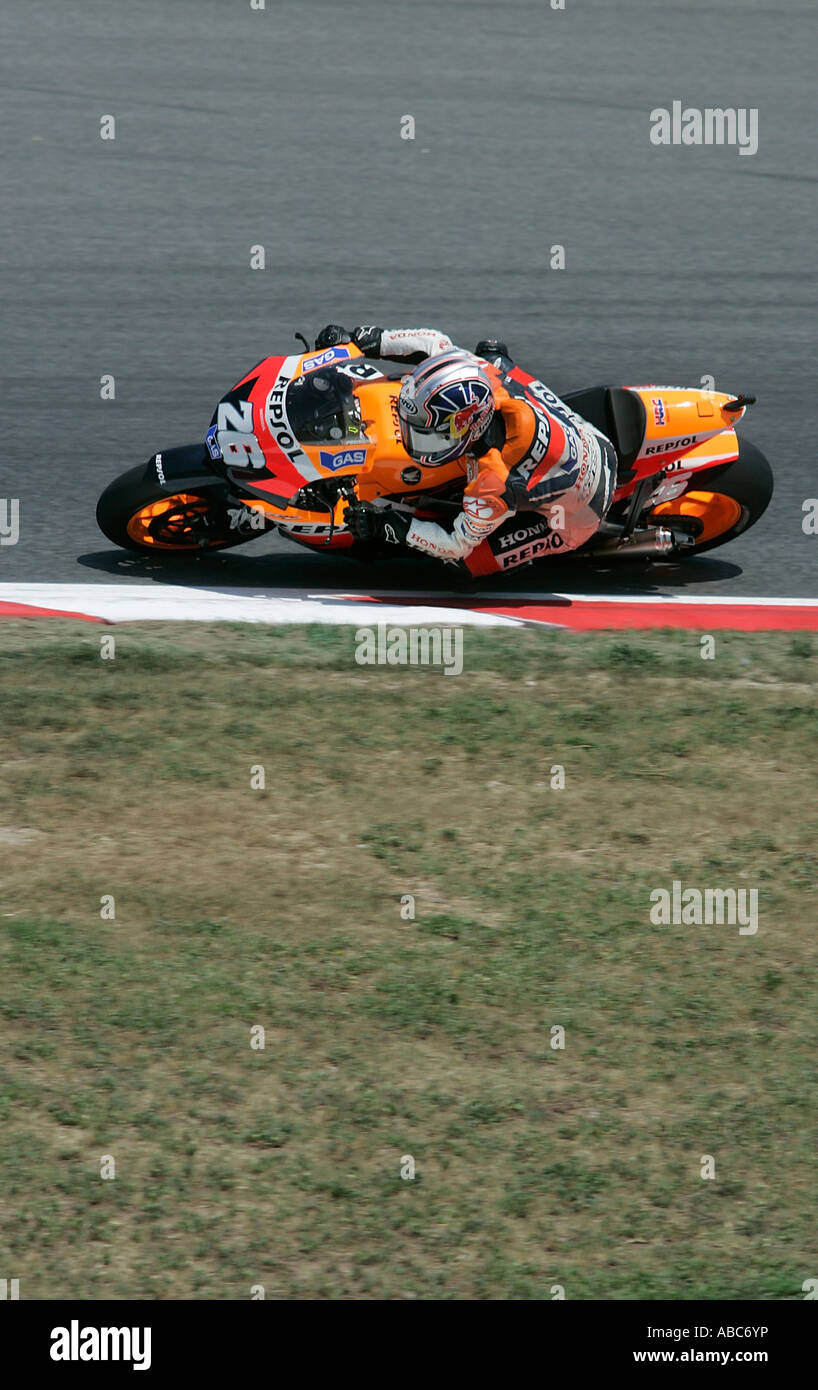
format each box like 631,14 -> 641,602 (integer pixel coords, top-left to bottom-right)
561,386 -> 646,474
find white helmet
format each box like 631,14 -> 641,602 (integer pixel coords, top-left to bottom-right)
397,351 -> 495,466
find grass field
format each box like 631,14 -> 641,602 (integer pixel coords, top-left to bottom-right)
0,620 -> 816,1300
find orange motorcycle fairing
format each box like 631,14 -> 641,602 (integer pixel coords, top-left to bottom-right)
286,373 -> 467,504
215,348 -> 467,519
625,386 -> 747,473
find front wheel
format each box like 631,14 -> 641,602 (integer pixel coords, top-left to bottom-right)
96,464 -> 257,554
649,437 -> 774,556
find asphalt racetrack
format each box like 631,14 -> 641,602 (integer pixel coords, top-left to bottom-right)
2,0 -> 817,598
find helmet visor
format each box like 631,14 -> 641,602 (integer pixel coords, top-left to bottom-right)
399,416 -> 457,464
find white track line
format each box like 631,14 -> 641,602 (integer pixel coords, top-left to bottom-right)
0,584 -> 522,626
333,591 -> 818,608
0,584 -> 816,626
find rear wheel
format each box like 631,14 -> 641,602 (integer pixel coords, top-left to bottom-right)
650,437 -> 773,555
97,465 -> 254,554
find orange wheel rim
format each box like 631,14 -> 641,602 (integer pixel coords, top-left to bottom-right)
126,493 -> 221,550
652,490 -> 743,545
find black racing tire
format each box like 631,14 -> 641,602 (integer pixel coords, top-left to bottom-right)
96,464 -> 254,554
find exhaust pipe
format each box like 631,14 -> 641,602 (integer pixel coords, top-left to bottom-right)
589,526 -> 677,559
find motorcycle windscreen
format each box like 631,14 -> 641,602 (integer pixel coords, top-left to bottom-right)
286,369 -> 370,446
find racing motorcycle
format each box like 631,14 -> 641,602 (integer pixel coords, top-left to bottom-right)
96,335 -> 774,576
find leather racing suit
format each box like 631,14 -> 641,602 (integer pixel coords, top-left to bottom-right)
362,328 -> 618,567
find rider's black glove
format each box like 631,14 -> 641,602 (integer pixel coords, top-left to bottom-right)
314,324 -> 352,350
350,325 -> 384,357
345,500 -> 411,546
314,324 -> 384,355
474,338 -> 512,364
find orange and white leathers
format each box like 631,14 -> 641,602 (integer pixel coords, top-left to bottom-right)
366,329 -> 616,564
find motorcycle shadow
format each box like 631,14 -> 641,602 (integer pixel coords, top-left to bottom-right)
77,543 -> 743,598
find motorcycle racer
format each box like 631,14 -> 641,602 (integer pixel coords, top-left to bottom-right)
315,324 -> 618,567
